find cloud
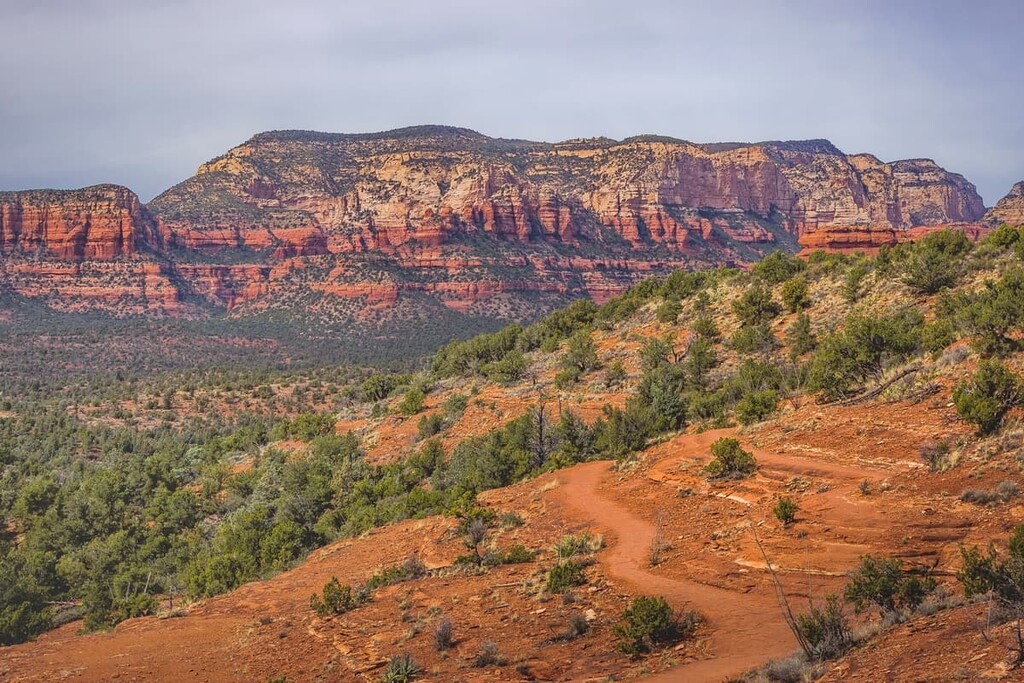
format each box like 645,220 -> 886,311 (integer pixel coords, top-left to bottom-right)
0,0 -> 1020,203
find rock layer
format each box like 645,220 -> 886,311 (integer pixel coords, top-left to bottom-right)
986,181 -> 1024,227
0,127 -> 992,322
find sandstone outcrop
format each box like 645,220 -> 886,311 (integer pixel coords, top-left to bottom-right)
0,185 -> 156,260
0,127 -> 990,320
986,181 -> 1024,227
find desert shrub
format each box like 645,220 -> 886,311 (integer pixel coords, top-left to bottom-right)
953,360 -> 1022,435
844,555 -> 935,617
614,596 -> 698,657
785,312 -> 816,357
958,524 -> 1024,666
661,269 -> 709,299
960,481 -> 1019,506
948,267 -> 1024,356
773,496 -> 798,526
361,373 -> 400,402
901,229 -> 973,294
604,359 -> 626,388
499,511 -> 524,529
561,612 -> 590,640
730,323 -> 779,355
554,532 -> 602,560
684,337 -> 718,389
397,388 -> 426,416
781,276 -> 811,312
809,310 -> 923,399
431,324 -> 521,377
793,594 -> 851,660
474,641 -> 505,667
442,392 -> 468,417
496,544 -> 536,564
635,365 -> 687,432
0,554 -> 51,645
593,400 -> 654,461
753,251 -> 806,284
735,389 -> 779,425
363,557 -> 426,591
416,412 -> 445,439
638,336 -> 673,372
843,265 -> 869,303
921,319 -> 957,356
433,617 -> 454,651
705,438 -> 756,479
547,560 -> 587,593
482,349 -> 528,384
310,577 -> 360,617
561,329 -> 600,372
657,297 -> 682,323
554,366 -> 582,389
733,284 -> 782,327
380,653 -> 421,683
691,313 -> 720,342
982,223 -> 1022,250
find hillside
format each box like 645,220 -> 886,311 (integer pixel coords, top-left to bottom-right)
5,226 -> 1024,681
0,127 -> 1009,362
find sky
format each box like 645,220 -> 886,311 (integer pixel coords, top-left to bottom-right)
1,0 -> 1021,204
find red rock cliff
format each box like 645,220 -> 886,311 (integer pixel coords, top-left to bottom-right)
0,185 -> 156,260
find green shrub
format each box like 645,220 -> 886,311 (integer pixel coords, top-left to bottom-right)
416,412 -> 445,439
786,312 -> 816,357
498,544 -> 536,564
638,336 -> 672,372
733,284 -> 782,327
950,268 -> 1024,356
773,496 -> 798,526
752,251 -> 806,284
547,560 -> 587,593
398,388 -> 426,416
691,314 -> 720,342
953,360 -> 1022,435
808,310 -> 923,399
794,594 -> 851,660
901,229 -> 972,294
483,350 -> 528,384
613,596 -> 697,657
604,360 -> 626,388
636,365 -> 687,432
781,276 -> 811,312
593,400 -> 654,461
380,653 -> 421,683
730,324 -> 778,355
844,555 -> 935,616
704,438 -> 756,479
310,577 -> 360,617
561,329 -> 600,372
735,389 -> 779,425
842,265 -> 869,303
958,525 -> 1024,665
554,367 -> 582,389
657,297 -> 682,323
921,319 -> 957,356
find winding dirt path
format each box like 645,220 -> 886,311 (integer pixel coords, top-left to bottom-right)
554,460 -> 795,682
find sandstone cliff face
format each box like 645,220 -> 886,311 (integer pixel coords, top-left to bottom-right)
149,128 -> 985,257
0,127 -> 989,321
0,185 -> 156,260
986,181 -> 1024,227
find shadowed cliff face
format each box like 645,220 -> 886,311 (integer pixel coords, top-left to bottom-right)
0,127 -> 996,327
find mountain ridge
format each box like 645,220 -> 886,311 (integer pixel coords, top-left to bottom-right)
0,127 -> 1015,352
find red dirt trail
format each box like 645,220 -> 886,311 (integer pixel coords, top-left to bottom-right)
556,459 -> 795,681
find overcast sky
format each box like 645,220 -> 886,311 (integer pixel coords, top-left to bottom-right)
1,0 -> 1020,204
